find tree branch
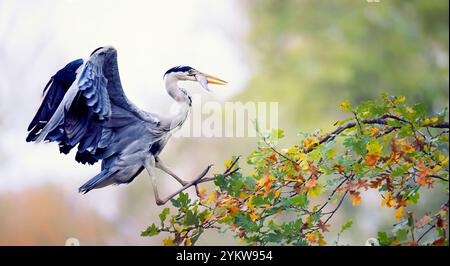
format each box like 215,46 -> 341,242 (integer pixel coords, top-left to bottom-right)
306,114 -> 449,153
160,156 -> 241,203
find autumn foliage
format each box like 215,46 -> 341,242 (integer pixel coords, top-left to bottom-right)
142,94 -> 449,246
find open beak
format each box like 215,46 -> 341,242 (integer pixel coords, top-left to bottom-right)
196,72 -> 227,91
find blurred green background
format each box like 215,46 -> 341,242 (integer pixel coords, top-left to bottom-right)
0,0 -> 448,245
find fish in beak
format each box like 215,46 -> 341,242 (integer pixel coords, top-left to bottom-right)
196,72 -> 227,91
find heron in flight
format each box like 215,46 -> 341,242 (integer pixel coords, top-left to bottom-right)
26,46 -> 227,205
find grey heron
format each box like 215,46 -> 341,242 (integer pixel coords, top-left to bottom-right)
26,46 -> 227,205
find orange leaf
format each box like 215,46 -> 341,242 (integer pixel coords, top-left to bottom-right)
305,178 -> 318,189
227,206 -> 240,214
257,176 -> 270,187
333,164 -> 346,172
369,127 -> 380,137
306,233 -> 317,244
250,213 -> 260,222
417,159 -> 433,187
365,153 -> 380,167
357,179 -> 369,190
318,220 -> 330,232
369,177 -> 383,189
415,215 -> 431,228
350,192 -> 361,206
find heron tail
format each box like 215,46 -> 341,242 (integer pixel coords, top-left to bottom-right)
79,170 -> 116,194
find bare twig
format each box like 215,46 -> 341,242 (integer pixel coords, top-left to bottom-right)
417,224 -> 436,244
430,175 -> 449,182
323,191 -> 348,225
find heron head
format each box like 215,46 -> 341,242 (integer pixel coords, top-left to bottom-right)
164,66 -> 227,91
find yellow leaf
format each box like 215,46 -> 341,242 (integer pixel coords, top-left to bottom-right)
441,156 -> 449,166
224,159 -> 232,168
381,192 -> 395,208
295,152 -> 306,162
286,146 -> 300,155
395,96 -> 406,103
395,207 -> 404,220
339,99 -> 351,111
433,165 -> 442,173
307,183 -> 326,197
247,195 -> 255,211
274,190 -> 281,198
163,237 -> 175,246
318,234 -> 327,246
366,142 -> 383,154
198,187 -> 206,199
434,156 -> 449,173
304,138 -> 318,150
238,191 -> 247,199
207,191 -> 218,204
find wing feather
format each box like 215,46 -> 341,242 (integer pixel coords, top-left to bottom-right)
27,46 -> 162,165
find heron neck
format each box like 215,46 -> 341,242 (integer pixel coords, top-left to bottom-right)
165,75 -> 191,104
164,75 -> 191,130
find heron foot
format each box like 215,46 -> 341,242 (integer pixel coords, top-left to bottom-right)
151,164 -> 214,206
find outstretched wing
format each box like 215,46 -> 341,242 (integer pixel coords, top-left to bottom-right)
27,46 -> 161,165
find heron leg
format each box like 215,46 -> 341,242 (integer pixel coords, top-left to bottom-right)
145,157 -> 213,206
144,156 -> 164,206
154,157 -> 189,186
